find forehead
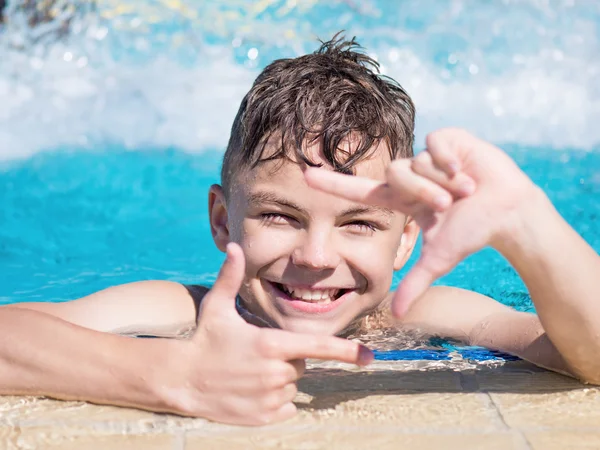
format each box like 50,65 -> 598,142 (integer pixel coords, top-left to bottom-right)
230,139 -> 395,214
246,137 -> 392,185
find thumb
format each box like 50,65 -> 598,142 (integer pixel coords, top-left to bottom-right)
391,261 -> 436,318
200,243 -> 246,316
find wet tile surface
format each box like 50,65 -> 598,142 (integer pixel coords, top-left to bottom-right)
0,360 -> 596,450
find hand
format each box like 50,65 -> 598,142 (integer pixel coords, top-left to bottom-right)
160,243 -> 373,425
304,128 -> 539,318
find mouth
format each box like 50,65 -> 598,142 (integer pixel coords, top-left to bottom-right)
265,280 -> 354,314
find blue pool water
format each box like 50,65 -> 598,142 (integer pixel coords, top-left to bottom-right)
0,1 -> 599,360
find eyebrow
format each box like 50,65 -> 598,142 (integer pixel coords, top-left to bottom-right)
248,191 -> 395,219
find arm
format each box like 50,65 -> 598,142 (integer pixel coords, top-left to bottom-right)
494,187 -> 600,383
403,286 -> 572,377
6,281 -> 202,336
0,246 -> 372,425
306,128 -> 600,383
0,306 -> 177,411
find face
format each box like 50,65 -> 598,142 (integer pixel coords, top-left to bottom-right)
209,141 -> 419,336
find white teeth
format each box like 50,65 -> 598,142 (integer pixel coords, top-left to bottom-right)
280,284 -> 341,302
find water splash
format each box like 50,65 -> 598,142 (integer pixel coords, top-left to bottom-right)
0,0 -> 599,161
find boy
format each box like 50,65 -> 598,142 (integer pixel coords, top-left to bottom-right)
1,35 -> 599,426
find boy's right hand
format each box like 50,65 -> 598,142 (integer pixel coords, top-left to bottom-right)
304,128 -> 541,318
159,243 -> 373,425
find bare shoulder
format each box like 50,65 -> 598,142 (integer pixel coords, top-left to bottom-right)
6,281 -> 208,335
399,285 -> 517,342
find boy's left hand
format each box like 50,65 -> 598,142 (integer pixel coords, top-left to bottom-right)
305,128 -> 541,318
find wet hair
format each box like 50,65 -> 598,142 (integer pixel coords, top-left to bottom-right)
221,32 -> 416,194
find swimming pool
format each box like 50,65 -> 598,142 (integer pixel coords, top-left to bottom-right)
0,1 -> 599,353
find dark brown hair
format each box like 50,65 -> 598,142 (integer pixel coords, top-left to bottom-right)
221,33 -> 415,193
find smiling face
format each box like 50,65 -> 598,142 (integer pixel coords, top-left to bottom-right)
209,141 -> 419,336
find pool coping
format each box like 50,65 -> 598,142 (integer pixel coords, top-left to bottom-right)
2,358 -> 599,449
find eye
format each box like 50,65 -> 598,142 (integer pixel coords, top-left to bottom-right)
260,212 -> 296,225
345,220 -> 378,234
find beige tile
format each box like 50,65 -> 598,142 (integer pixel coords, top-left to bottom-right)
293,392 -> 499,430
491,389 -> 600,428
0,396 -> 158,426
526,431 -> 600,449
0,426 -> 174,450
187,429 -> 519,450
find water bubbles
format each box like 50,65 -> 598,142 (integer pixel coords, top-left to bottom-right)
493,105 -> 505,117
512,54 -> 527,65
553,49 -> 564,61
247,47 -> 258,60
134,37 -> 150,52
30,57 -> 44,70
1,0 -> 600,158
76,56 -> 88,68
94,26 -> 108,41
487,88 -> 501,101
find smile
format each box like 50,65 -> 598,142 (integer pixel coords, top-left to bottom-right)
276,283 -> 347,304
264,280 -> 355,314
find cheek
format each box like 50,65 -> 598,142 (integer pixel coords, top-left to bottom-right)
238,221 -> 297,272
344,235 -> 399,289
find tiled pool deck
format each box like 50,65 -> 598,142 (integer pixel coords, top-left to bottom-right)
1,359 -> 599,449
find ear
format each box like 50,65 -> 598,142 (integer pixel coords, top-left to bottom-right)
393,217 -> 420,271
208,184 -> 230,252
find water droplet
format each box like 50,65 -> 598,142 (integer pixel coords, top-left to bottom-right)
76,56 -> 88,68
30,57 -> 44,70
95,27 -> 108,40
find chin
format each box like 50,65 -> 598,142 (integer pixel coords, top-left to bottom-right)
277,317 -> 345,336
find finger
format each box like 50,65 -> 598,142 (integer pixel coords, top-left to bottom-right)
305,166 -> 452,213
391,263 -> 437,318
305,167 -> 396,208
425,130 -> 463,176
288,359 -> 306,380
411,151 -> 476,198
281,382 -> 299,403
262,402 -> 297,425
392,245 -> 461,318
259,329 -> 374,365
386,160 -> 453,212
200,242 -> 245,315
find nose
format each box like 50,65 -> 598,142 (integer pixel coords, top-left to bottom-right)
291,227 -> 341,271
